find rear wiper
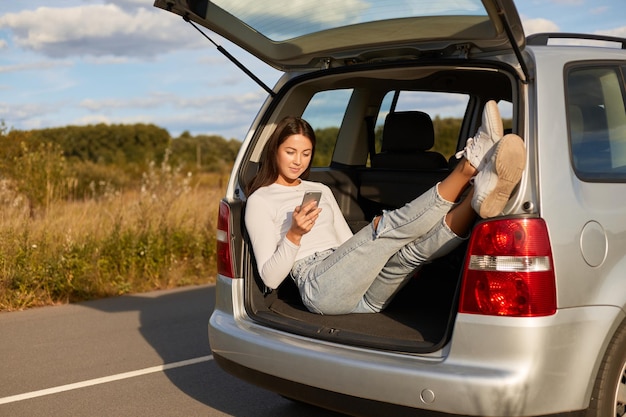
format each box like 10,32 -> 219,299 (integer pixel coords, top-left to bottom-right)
183,14 -> 276,97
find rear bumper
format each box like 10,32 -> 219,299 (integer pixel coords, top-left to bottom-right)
209,277 -> 621,416
213,352 -> 585,417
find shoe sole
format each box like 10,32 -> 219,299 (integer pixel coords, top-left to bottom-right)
479,134 -> 526,218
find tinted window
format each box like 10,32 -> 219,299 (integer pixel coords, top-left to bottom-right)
210,0 -> 487,41
567,66 -> 626,181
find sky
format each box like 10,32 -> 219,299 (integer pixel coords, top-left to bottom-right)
1,0 -> 625,140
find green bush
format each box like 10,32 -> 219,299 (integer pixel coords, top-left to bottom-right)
10,141 -> 70,216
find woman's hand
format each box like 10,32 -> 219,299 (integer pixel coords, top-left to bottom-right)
286,200 -> 322,245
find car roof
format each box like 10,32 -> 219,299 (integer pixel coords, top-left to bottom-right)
154,0 -> 526,71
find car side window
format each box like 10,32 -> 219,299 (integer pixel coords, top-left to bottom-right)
567,66 -> 626,181
302,89 -> 353,167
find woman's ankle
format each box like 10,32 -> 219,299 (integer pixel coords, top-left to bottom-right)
458,157 -> 478,177
373,215 -> 381,231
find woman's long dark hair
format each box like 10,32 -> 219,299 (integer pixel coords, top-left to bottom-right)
246,116 -> 316,196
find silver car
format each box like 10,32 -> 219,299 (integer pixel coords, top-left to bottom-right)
156,1 -> 626,416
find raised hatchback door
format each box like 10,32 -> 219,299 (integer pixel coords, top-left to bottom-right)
154,0 -> 526,71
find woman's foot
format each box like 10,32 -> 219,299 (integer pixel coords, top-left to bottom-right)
471,134 -> 526,218
456,100 -> 503,171
439,101 -> 505,203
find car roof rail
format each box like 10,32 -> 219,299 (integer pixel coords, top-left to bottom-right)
527,32 -> 626,49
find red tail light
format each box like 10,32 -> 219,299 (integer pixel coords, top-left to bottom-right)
216,200 -> 235,278
459,218 -> 557,317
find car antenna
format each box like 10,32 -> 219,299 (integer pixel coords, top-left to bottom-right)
183,14 -> 276,97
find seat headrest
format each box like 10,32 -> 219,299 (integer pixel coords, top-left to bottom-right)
382,111 -> 434,152
568,105 -> 584,146
568,74 -> 603,107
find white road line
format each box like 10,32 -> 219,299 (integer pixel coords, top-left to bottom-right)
0,355 -> 213,405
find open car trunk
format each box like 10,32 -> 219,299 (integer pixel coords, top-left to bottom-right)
245,233 -> 468,353
234,62 -> 517,354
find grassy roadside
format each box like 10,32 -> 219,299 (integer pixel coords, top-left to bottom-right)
0,170 -> 227,311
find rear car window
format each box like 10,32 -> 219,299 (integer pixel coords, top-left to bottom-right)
567,65 -> 626,181
302,89 -> 352,167
209,0 -> 488,42
377,91 -> 470,160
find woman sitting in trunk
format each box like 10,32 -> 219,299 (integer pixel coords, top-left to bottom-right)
245,102 -> 525,315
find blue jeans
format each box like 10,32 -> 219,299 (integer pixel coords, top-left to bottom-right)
291,185 -> 465,314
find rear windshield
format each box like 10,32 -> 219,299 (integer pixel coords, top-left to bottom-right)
211,0 -> 487,41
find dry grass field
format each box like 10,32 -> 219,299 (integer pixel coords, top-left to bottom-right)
0,170 -> 227,311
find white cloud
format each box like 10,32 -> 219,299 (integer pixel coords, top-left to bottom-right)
71,114 -> 113,125
83,56 -> 130,65
551,0 -> 583,5
0,101 -> 61,127
105,0 -> 151,12
522,17 -> 560,35
602,26 -> 626,38
0,60 -> 72,74
83,96 -> 135,111
0,4 -> 203,58
74,89 -> 265,137
79,90 -> 264,112
212,0 -> 368,25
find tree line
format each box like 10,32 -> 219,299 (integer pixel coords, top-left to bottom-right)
0,117 -> 471,213
313,116 -> 468,166
0,123 -> 242,210
0,123 -> 241,171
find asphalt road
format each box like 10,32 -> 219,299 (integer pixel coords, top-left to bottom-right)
0,285 -> 347,417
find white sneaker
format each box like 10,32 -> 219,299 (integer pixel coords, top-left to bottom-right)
472,134 -> 526,218
455,100 -> 503,171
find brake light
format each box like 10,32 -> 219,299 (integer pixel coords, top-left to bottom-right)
216,200 -> 235,278
459,218 -> 556,317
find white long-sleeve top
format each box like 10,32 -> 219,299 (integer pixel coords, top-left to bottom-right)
245,180 -> 354,289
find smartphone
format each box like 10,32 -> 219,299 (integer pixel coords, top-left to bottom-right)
301,191 -> 322,212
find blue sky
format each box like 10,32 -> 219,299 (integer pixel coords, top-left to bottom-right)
1,0 -> 625,140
